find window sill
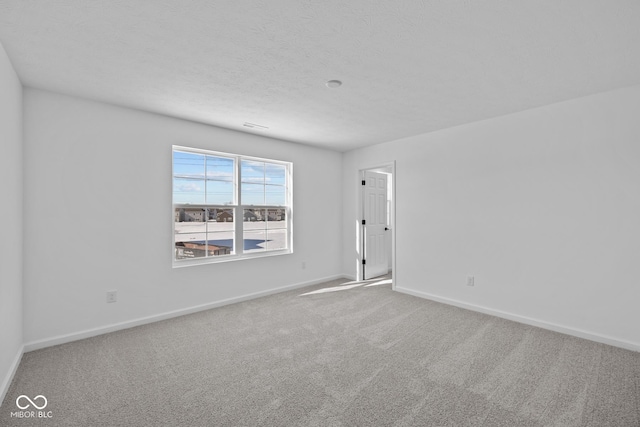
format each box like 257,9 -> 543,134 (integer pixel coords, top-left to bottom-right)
172,249 -> 293,268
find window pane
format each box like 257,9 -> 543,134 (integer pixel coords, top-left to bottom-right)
243,209 -> 265,226
266,208 -> 287,251
175,241 -> 208,259
173,151 -> 205,179
207,209 -> 234,256
206,234 -> 234,256
174,153 -> 235,205
207,208 -> 234,231
174,206 -> 234,260
206,180 -> 234,205
265,163 -> 286,185
173,178 -> 205,204
241,160 -> 265,184
175,233 -> 207,245
175,208 -> 207,234
265,185 -> 286,205
241,183 -> 265,205
244,208 -> 265,253
206,156 -> 234,182
175,239 -> 233,259
175,207 -> 207,260
243,230 -> 266,253
267,208 -> 286,229
266,228 -> 287,251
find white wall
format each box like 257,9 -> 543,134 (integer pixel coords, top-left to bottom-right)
0,41 -> 23,400
23,89 -> 343,346
343,85 -> 640,350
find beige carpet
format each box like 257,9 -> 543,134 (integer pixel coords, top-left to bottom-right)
1,276 -> 639,426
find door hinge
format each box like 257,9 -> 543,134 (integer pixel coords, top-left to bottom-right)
361,219 -> 365,225
362,259 -> 366,265
362,180 -> 366,185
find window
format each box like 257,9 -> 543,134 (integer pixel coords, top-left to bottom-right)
172,146 -> 292,266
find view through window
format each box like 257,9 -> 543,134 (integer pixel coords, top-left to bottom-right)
173,146 -> 291,265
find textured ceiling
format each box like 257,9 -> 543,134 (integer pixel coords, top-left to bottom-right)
1,1 -> 640,151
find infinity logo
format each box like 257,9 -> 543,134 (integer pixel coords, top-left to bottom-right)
16,395 -> 48,410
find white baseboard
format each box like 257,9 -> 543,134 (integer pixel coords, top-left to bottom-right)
0,345 -> 24,407
395,286 -> 640,353
24,274 -> 348,353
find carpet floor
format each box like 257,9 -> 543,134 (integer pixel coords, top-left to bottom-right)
1,276 -> 639,426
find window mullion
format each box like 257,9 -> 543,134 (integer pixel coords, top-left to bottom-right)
236,156 -> 243,255
204,157 -> 208,256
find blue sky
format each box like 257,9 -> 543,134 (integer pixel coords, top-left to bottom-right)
173,151 -> 286,205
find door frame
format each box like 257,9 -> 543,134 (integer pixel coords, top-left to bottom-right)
358,161 -> 396,290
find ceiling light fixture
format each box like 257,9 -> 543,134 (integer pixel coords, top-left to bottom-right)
326,80 -> 342,88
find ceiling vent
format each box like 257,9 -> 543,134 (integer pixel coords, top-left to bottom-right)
243,122 -> 269,130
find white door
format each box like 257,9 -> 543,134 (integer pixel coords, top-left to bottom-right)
362,171 -> 388,279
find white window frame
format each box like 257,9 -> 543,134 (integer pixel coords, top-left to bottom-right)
172,145 -> 293,268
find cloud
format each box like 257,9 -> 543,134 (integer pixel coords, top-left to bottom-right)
206,171 -> 233,179
177,182 -> 201,192
241,177 -> 265,184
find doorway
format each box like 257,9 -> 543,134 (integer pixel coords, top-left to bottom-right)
359,163 -> 395,288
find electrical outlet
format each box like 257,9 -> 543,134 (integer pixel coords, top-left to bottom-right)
466,276 -> 474,287
106,290 -> 117,303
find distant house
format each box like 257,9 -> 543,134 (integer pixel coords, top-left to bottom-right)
243,210 -> 258,221
217,210 -> 233,222
267,210 -> 285,221
175,242 -> 231,258
175,208 -> 205,222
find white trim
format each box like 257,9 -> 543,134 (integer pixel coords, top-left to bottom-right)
173,144 -> 292,167
172,248 -> 293,268
1,345 -> 24,406
358,161 -> 396,290
395,286 -> 640,353
172,145 -> 293,268
24,274 -> 348,353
